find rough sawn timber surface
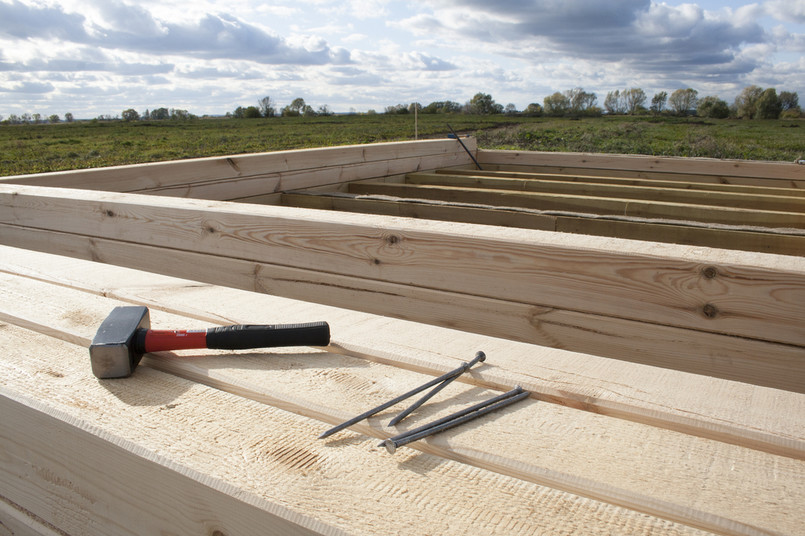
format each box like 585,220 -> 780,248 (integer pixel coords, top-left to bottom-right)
0,263 -> 729,535
1,246 -> 804,535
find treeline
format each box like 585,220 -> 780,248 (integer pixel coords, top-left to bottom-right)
391,86 -> 801,120
2,85 -> 801,125
229,97 -> 332,118
2,112 -> 75,124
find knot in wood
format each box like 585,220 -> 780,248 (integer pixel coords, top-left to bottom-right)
702,303 -> 719,319
385,234 -> 400,245
702,266 -> 718,279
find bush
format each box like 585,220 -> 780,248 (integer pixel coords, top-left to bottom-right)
697,96 -> 730,119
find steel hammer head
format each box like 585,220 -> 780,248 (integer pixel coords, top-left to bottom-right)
89,306 -> 150,379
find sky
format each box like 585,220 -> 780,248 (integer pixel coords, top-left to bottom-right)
0,0 -> 803,119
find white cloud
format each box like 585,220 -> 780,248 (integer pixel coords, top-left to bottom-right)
0,0 -> 802,117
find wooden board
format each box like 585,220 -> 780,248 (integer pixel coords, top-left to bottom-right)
407,172 -> 805,212
476,150 -> 805,187
347,182 -> 805,229
0,139 -> 476,200
1,246 -> 804,535
435,168 -> 805,197
282,191 -> 805,256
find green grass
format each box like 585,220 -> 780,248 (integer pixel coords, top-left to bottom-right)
1,114 -> 802,176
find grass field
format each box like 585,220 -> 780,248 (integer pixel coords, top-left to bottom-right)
1,113 -> 802,176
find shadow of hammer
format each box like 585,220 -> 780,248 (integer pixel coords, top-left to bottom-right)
89,306 -> 330,379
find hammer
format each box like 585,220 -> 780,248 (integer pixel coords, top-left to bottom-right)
89,306 -> 330,379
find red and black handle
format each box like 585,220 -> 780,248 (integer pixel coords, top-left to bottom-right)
133,322 -> 330,354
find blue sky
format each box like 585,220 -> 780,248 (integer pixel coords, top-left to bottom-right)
0,0 -> 803,118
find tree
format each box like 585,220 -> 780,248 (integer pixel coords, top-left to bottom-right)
467,93 -> 503,114
122,108 -> 140,122
543,92 -> 570,116
522,103 -> 543,117
422,101 -> 461,114
566,88 -> 597,115
64,112 -> 74,122
170,108 -> 194,120
650,92 -> 668,114
317,104 -> 332,116
258,96 -> 276,118
504,103 -> 518,115
623,88 -> 647,114
734,85 -> 763,119
604,90 -> 626,114
779,91 -> 799,112
151,107 -> 170,120
48,114 -> 60,123
668,88 -> 698,115
696,96 -> 730,118
384,104 -> 409,114
756,88 -> 782,119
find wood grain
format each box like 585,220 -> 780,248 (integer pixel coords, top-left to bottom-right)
1,256 -> 802,534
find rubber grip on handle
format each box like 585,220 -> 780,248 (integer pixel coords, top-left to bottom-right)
205,321 -> 330,350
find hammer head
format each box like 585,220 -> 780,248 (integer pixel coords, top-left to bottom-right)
90,306 -> 150,379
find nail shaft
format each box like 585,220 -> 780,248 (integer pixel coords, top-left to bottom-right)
318,351 -> 486,439
381,386 -> 529,454
388,351 -> 485,427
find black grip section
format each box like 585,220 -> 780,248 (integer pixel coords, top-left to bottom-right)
205,321 -> 330,350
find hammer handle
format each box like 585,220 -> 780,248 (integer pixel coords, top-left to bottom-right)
140,322 -> 330,353
206,322 -> 330,350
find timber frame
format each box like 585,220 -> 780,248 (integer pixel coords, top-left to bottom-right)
1,138 -> 803,535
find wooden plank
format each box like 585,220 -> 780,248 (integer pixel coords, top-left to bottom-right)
2,244 -> 802,461
436,168 -> 805,197
0,329 -> 720,536
2,223 -> 804,394
136,152 -> 471,201
349,182 -> 805,229
1,185 -> 803,351
477,149 -> 805,185
0,139 -> 474,194
282,191 -> 805,256
1,263 -> 803,535
407,172 -> 805,212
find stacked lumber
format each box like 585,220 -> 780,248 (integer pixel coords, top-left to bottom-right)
1,139 -> 804,535
2,245 -> 803,535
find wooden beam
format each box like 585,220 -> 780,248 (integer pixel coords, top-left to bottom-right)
282,191 -> 805,256
476,149 -> 805,186
407,172 -> 805,212
349,182 -> 805,229
435,168 -> 805,197
1,259 -> 802,534
0,139 -> 475,198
